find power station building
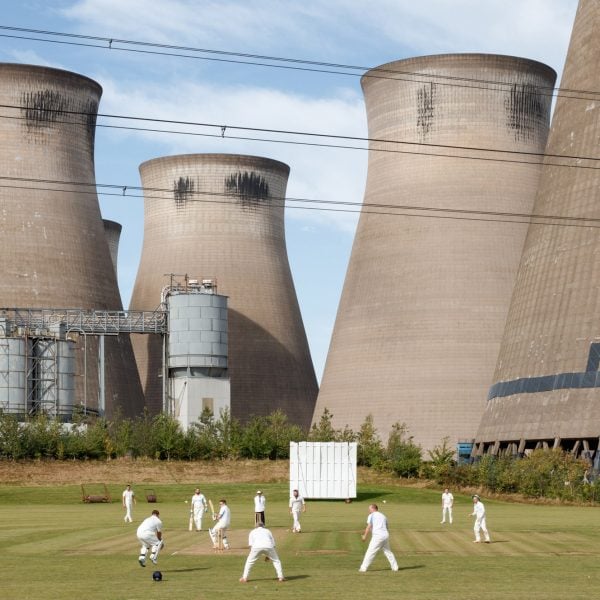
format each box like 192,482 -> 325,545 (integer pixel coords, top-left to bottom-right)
475,0 -> 600,457
314,54 -> 556,451
129,154 -> 318,429
0,63 -> 144,418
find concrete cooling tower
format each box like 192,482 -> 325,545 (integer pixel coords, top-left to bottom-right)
129,154 -> 318,428
475,0 -> 600,456
314,54 -> 556,451
103,219 -> 122,281
0,63 -> 144,418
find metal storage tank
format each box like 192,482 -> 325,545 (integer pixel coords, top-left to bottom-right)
130,154 -> 318,428
0,63 -> 144,418
314,54 -> 556,451
166,284 -> 230,429
103,219 -> 122,281
475,0 -> 600,455
0,337 -> 28,416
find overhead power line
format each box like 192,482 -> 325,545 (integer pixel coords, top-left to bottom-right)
0,25 -> 599,102
2,174 -> 600,230
2,103 -> 600,171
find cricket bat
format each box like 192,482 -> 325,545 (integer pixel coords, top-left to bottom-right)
188,510 -> 193,531
209,499 -> 216,520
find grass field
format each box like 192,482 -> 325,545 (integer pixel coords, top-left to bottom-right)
2,475 -> 599,600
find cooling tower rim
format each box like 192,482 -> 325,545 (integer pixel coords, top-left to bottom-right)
102,219 -> 122,233
0,62 -> 103,94
361,53 -> 557,87
139,154 -> 290,176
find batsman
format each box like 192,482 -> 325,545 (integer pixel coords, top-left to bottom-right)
209,498 -> 231,550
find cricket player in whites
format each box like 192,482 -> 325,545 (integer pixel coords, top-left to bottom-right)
359,504 -> 399,572
441,487 -> 454,524
254,490 -> 266,526
470,495 -> 491,543
289,489 -> 305,533
209,499 -> 231,549
136,509 -> 164,567
190,488 -> 208,531
240,522 -> 285,583
122,484 -> 136,523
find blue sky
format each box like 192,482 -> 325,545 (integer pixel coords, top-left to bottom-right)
0,0 -> 578,381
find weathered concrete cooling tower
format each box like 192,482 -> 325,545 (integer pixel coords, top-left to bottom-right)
129,154 -> 318,427
0,63 -> 144,418
103,219 -> 122,281
314,54 -> 556,451
475,0 -> 600,456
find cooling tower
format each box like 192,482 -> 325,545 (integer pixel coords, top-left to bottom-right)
103,219 -> 122,281
475,0 -> 600,455
129,154 -> 318,428
314,54 -> 556,451
0,63 -> 144,418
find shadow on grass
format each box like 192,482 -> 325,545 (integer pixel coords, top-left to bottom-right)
314,492 -> 393,503
163,567 -> 208,573
245,575 -> 310,582
367,565 -> 425,572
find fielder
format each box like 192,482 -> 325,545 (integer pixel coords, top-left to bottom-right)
190,488 -> 208,531
209,499 -> 231,549
289,489 -> 306,533
254,490 -> 266,526
122,484 -> 136,523
240,522 -> 285,583
470,494 -> 491,543
359,503 -> 399,572
136,509 -> 164,567
441,487 -> 454,524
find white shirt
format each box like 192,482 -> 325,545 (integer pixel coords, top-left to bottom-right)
472,501 -> 486,520
367,511 -> 389,537
191,493 -> 207,510
289,494 -> 305,511
137,515 -> 162,537
122,489 -> 134,505
248,526 -> 276,549
442,492 -> 454,507
254,494 -> 266,512
217,504 -> 231,527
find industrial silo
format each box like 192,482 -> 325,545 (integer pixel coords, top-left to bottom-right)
165,278 -> 230,430
130,154 -> 318,428
314,54 -> 556,451
103,219 -> 122,281
475,0 -> 600,456
0,63 -> 144,418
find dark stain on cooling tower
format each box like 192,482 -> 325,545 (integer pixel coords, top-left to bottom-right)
416,83 -> 436,139
173,176 -> 195,208
21,90 -> 99,153
505,83 -> 545,141
225,171 -> 270,207
21,90 -> 66,126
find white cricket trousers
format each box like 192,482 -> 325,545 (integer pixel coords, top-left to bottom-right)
124,502 -> 133,523
138,534 -> 163,562
359,534 -> 398,571
242,547 -> 284,580
193,507 -> 204,531
209,523 -> 229,549
292,510 -> 302,532
441,506 -> 453,523
474,517 -> 490,542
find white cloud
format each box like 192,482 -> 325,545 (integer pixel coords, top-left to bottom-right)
7,49 -> 67,70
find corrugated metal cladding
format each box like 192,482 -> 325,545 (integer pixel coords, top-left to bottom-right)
314,54 -> 556,451
0,63 -> 144,418
167,293 -> 228,370
476,0 -> 600,451
130,154 -> 317,429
